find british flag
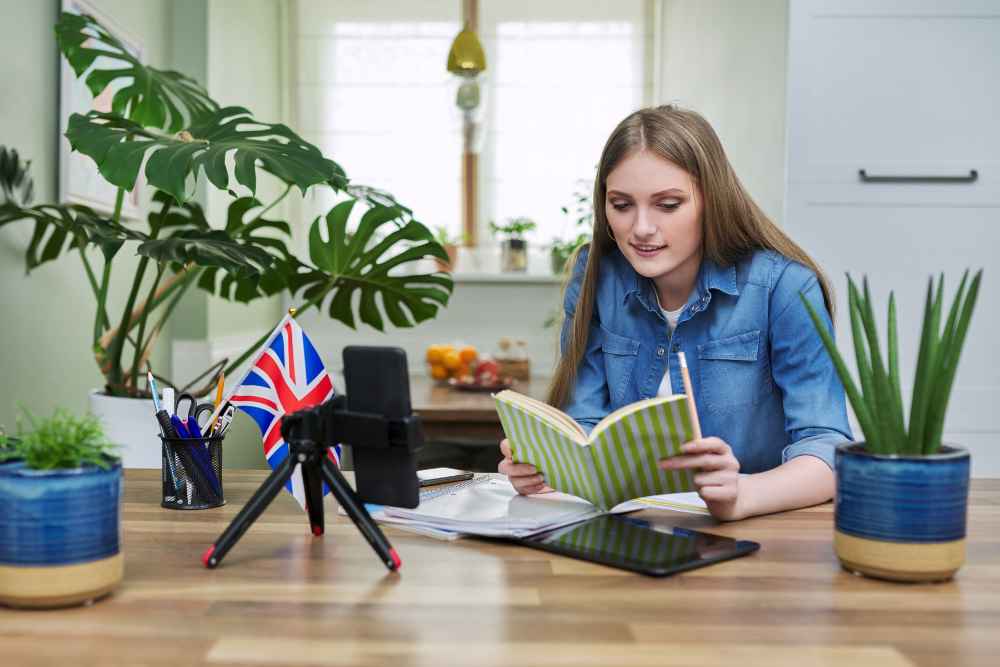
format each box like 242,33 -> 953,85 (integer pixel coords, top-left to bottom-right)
227,315 -> 338,509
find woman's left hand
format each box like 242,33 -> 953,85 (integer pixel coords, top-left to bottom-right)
659,437 -> 744,521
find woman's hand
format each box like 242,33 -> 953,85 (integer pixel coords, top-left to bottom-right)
498,438 -> 553,495
659,437 -> 744,521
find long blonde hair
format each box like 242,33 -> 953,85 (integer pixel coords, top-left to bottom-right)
547,105 -> 834,409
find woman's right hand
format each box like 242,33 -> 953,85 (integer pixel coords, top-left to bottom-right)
498,438 -> 552,495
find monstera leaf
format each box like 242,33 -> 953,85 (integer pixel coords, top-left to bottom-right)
195,196 -> 296,302
56,11 -> 218,132
65,107 -> 345,204
0,202 -> 137,269
137,229 -> 275,282
289,200 -> 453,330
1,147 -> 35,206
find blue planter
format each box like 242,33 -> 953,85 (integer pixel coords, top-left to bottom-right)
0,460 -> 124,607
834,443 -> 970,582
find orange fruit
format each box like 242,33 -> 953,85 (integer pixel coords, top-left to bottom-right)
442,349 -> 462,370
426,344 -> 444,364
459,345 -> 478,363
430,364 -> 448,380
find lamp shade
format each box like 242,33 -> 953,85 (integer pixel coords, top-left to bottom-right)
447,26 -> 487,75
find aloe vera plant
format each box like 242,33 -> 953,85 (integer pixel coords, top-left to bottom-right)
801,271 -> 982,455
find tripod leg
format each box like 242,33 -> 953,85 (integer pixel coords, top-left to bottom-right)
319,456 -> 401,572
300,459 -> 326,537
202,453 -> 298,568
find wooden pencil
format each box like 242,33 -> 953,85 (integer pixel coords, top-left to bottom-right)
676,352 -> 702,440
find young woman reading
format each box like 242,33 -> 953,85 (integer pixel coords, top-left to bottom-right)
498,105 -> 852,521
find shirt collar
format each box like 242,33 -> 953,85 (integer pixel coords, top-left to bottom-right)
623,256 -> 739,313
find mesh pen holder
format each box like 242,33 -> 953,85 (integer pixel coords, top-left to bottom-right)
160,435 -> 225,509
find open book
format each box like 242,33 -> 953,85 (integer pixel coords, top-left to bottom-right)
494,390 -> 696,510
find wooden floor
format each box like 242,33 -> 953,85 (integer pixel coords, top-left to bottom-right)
2,471 -> 999,667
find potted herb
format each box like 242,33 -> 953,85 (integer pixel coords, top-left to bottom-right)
0,13 -> 452,465
0,410 -> 122,608
490,217 -> 536,272
551,177 -> 593,274
432,225 -> 462,271
802,271 -> 982,582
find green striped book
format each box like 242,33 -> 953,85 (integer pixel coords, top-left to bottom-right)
494,390 -> 696,510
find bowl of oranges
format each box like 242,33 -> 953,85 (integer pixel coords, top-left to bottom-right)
425,343 -> 478,382
425,343 -> 511,391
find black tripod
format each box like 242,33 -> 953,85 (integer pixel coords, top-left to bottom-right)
202,395 -> 422,571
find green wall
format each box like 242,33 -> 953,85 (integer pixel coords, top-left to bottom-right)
0,0 -> 281,469
0,0 -> 176,430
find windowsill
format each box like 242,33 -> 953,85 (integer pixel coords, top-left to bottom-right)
412,246 -> 568,285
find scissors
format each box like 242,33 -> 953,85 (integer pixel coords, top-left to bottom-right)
175,393 -> 216,438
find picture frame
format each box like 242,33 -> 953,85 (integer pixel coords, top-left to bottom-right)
58,0 -> 144,221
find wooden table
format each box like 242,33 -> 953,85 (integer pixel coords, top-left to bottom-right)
410,376 -> 549,470
2,471 -> 998,667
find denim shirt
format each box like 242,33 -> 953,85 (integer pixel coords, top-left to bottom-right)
560,246 -> 852,472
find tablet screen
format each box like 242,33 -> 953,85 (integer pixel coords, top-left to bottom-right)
521,515 -> 758,575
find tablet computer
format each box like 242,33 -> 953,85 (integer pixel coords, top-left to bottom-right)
518,514 -> 759,576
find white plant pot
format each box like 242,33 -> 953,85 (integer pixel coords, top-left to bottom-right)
88,390 -> 161,468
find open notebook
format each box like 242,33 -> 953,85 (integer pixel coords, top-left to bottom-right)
375,475 -> 710,541
493,390 -> 696,510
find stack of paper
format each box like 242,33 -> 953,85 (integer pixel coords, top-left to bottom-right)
381,476 -> 603,538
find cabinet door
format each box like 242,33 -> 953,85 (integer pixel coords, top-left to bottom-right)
785,0 -> 1000,474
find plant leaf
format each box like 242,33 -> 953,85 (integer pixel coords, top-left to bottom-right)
196,196 -> 297,302
136,229 -> 275,285
924,270 -> 980,454
886,290 -> 907,452
65,108 -> 344,203
908,278 -> 935,453
0,201 -> 135,268
55,11 -> 219,132
291,201 -> 453,331
800,293 -> 876,444
846,277 -> 880,452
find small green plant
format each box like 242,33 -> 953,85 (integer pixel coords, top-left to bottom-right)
801,271 -> 982,456
489,217 -> 536,240
433,225 -> 466,246
0,409 -> 118,470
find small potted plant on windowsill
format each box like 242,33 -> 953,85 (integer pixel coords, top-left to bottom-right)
490,217 -> 536,272
0,410 -> 122,608
432,225 -> 464,271
551,177 -> 593,275
802,270 -> 982,582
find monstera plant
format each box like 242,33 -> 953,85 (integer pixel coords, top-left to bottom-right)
0,11 -> 452,397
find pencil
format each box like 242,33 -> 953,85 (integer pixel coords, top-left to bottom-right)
207,372 -> 225,433
676,352 -> 702,440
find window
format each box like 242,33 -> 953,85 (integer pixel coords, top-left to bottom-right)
293,0 -> 651,249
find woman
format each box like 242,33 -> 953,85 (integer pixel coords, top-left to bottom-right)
499,105 -> 852,521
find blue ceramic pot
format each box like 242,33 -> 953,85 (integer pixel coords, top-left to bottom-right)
0,460 -> 123,607
834,443 -> 969,582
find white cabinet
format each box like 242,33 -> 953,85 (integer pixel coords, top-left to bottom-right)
785,0 -> 1000,475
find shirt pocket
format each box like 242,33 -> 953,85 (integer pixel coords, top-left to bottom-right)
601,325 -> 640,405
697,330 -> 772,412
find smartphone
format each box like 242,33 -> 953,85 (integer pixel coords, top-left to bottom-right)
342,346 -> 421,508
417,467 -> 474,487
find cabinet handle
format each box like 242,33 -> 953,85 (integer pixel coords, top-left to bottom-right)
858,169 -> 978,184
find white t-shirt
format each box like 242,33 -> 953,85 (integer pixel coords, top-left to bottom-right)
656,303 -> 684,397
